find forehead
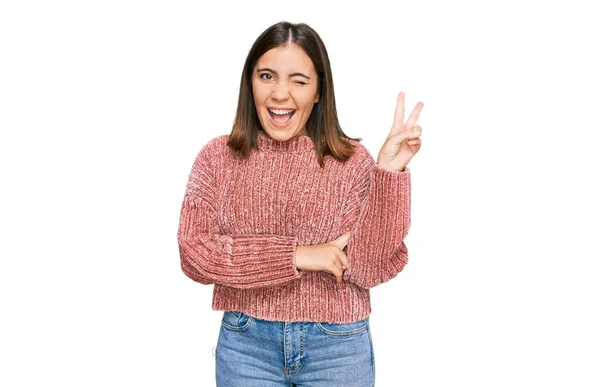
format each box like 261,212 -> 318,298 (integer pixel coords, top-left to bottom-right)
255,45 -> 316,74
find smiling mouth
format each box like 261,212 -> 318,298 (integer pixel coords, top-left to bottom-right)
268,108 -> 296,125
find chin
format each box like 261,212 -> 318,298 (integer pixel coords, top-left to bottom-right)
262,126 -> 300,140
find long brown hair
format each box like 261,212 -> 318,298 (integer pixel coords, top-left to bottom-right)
227,21 -> 362,168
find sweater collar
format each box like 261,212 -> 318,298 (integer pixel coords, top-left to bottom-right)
256,130 -> 316,152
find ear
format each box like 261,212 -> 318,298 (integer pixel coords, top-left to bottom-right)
314,92 -> 319,103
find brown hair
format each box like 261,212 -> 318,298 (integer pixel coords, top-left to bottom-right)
226,21 -> 362,168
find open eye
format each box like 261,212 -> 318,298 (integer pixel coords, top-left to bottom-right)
259,73 -> 273,81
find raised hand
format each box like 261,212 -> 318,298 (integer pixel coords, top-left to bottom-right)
377,91 -> 423,172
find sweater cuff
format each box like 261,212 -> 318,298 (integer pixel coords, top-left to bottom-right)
370,166 -> 411,206
374,165 -> 411,177
228,234 -> 303,284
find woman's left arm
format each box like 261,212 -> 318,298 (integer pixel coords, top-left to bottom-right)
341,91 -> 422,289
339,156 -> 411,289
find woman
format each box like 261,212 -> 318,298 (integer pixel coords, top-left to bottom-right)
178,21 -> 423,386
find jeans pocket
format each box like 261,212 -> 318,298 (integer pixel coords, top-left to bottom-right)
316,317 -> 369,336
221,310 -> 254,332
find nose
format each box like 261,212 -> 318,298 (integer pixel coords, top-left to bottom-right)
271,80 -> 290,101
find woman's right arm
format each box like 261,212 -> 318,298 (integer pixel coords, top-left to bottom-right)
178,140 -> 303,289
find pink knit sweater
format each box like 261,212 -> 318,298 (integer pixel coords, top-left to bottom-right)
178,130 -> 411,323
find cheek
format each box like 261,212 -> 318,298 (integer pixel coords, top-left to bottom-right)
298,98 -> 316,112
252,88 -> 269,109
298,89 -> 318,109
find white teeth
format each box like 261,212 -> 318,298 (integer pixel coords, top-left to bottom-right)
269,108 -> 294,115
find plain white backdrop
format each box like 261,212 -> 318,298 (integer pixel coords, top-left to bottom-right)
1,0 -> 599,386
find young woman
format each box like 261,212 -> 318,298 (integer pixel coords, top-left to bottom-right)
178,21 -> 423,386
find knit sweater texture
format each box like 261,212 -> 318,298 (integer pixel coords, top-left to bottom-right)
178,130 -> 411,323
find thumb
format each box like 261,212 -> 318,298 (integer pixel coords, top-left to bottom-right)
332,231 -> 352,249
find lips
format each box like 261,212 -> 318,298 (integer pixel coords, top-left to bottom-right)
267,107 -> 296,127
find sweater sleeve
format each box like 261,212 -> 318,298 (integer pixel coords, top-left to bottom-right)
339,147 -> 411,289
177,139 -> 303,289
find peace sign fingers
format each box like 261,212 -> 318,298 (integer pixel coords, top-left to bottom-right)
390,91 -> 424,136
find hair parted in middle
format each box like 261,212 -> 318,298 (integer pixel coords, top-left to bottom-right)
226,21 -> 362,168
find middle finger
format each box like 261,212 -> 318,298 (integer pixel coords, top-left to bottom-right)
404,101 -> 424,131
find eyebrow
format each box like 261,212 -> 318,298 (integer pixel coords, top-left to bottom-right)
256,67 -> 311,80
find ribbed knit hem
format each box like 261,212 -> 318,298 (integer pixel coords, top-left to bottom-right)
211,272 -> 372,324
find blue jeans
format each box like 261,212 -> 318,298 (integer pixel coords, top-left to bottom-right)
215,310 -> 376,386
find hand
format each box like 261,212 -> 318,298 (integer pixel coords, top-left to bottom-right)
377,91 -> 424,171
295,232 -> 352,284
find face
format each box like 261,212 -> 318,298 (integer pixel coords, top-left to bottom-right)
252,44 -> 320,141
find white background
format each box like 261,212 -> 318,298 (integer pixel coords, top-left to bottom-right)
1,0 -> 599,386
